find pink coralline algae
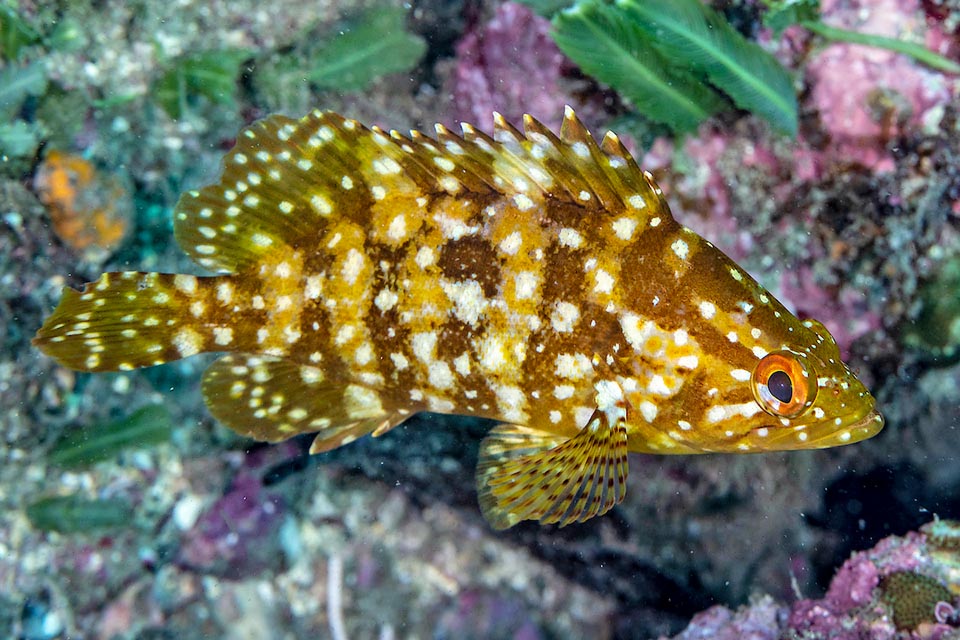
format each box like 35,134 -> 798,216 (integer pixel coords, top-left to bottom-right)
452,3 -> 570,130
664,596 -> 786,640
806,0 -> 958,172
665,524 -> 960,639
778,266 -> 883,359
177,473 -> 289,579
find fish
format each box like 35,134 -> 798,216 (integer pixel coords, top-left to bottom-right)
33,107 -> 884,530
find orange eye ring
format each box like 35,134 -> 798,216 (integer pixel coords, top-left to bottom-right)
751,350 -> 817,418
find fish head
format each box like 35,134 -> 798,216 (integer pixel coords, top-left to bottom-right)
753,318 -> 883,449
698,317 -> 884,453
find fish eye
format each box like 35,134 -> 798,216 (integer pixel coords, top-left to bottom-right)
751,351 -> 817,418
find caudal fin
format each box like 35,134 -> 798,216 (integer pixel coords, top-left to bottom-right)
33,271 -> 226,372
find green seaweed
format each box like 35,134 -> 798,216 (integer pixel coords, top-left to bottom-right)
45,16 -> 85,54
0,4 -> 39,61
761,0 -> 819,37
25,495 -> 133,533
0,60 -> 47,117
540,0 -> 956,137
550,0 -> 794,135
252,52 -> 310,114
902,257 -> 960,364
618,0 -> 798,136
307,7 -> 426,91
153,48 -> 252,119
553,0 -> 727,134
521,0 -> 575,18
0,61 -> 47,159
0,119 -> 39,158
761,0 -> 960,74
801,20 -> 960,74
49,404 -> 174,468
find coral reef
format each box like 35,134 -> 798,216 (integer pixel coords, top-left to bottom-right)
881,571 -> 953,631
665,521 -> 960,639
2,0 -> 960,637
807,0 -> 956,171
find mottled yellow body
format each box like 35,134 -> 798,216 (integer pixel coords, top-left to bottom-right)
34,108 -> 883,529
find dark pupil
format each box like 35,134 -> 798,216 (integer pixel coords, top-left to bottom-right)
768,370 -> 793,403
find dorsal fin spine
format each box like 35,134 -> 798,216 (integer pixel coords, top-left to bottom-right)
173,108 -> 672,277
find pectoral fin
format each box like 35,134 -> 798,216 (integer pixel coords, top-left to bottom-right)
476,410 -> 628,530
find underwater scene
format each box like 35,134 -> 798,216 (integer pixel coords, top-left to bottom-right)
3,0 -> 960,638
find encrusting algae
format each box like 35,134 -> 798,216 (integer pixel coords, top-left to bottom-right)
33,150 -> 132,262
33,108 -> 884,529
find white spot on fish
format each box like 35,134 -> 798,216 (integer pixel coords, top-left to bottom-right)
173,328 -> 203,357
671,238 -> 689,260
551,302 -> 580,333
558,228 -> 583,249
612,217 -> 638,240
513,194 -> 535,211
699,301 -> 716,320
499,231 -> 523,255
639,400 -> 658,422
593,269 -> 615,294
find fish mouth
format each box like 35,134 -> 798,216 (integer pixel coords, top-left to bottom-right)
846,407 -> 885,442
803,406 -> 885,449
742,406 -> 884,452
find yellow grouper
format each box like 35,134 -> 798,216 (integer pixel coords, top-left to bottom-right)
34,108 -> 884,529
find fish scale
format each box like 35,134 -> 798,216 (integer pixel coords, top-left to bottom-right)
34,107 -> 883,529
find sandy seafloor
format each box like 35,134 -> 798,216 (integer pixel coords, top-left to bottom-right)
2,0 -> 960,638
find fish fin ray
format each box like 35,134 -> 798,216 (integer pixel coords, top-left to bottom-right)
174,111 -> 434,272
33,271 -> 219,371
175,115 -> 305,273
476,412 -> 628,530
174,109 -> 668,274
201,354 -> 404,450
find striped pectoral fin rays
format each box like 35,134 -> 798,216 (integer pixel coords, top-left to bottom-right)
476,410 -> 629,530
201,354 -> 402,453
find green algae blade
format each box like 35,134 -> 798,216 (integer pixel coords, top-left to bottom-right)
0,5 -> 40,61
618,0 -> 798,137
308,7 -> 426,91
553,0 -> 726,133
0,60 -> 47,117
518,0 -> 575,18
49,404 -> 174,468
801,20 -> 960,75
26,495 -> 134,533
153,48 -> 252,119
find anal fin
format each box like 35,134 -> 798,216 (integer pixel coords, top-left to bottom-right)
476,410 -> 628,530
201,355 -> 402,453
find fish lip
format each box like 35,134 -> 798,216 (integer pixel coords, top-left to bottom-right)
847,406 -> 884,441
743,405 -> 884,451
803,405 -> 884,449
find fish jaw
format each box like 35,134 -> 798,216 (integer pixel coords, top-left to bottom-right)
737,400 -> 884,453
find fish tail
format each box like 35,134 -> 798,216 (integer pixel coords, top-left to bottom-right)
33,271 -> 229,372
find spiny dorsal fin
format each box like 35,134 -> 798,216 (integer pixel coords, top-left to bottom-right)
556,106 -> 624,207
173,108 -> 667,273
201,354 -> 401,453
476,411 -> 628,530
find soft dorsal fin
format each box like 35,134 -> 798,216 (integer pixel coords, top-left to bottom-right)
476,410 -> 629,530
173,108 -> 667,274
201,354 -> 402,453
